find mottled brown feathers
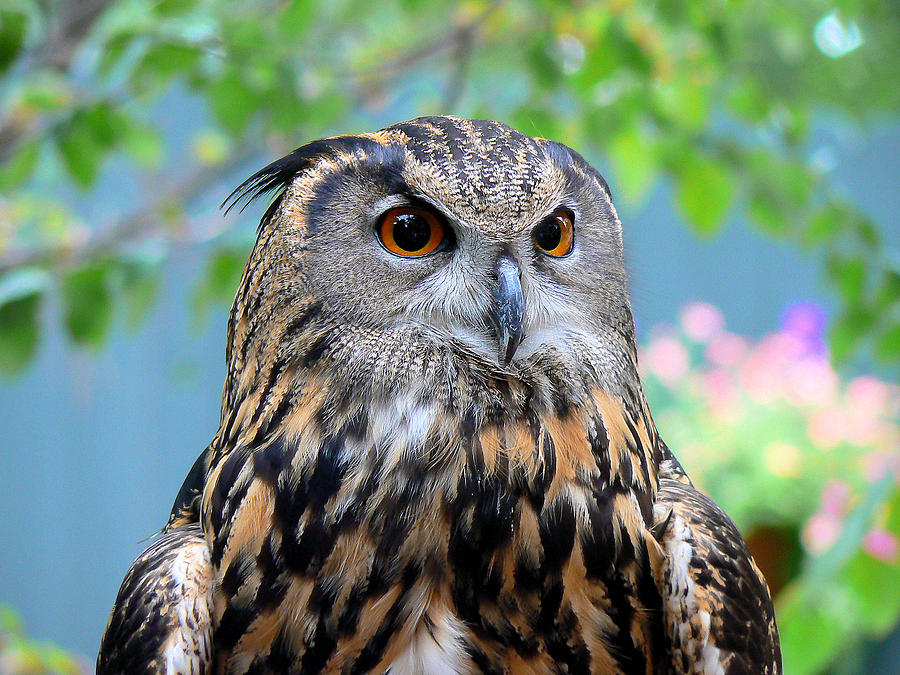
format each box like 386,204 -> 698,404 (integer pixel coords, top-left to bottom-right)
97,524 -> 214,675
654,449 -> 782,674
99,116 -> 780,674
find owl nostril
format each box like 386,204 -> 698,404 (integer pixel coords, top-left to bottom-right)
491,255 -> 525,366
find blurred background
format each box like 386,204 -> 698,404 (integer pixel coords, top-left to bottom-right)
0,1 -> 898,673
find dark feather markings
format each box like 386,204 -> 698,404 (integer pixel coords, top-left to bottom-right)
97,524 -> 211,675
222,135 -> 406,233
167,446 -> 210,527
655,466 -> 782,673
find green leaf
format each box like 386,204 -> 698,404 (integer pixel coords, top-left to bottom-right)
278,0 -> 316,38
653,76 -> 710,130
0,288 -> 41,376
0,268 -> 47,376
854,216 -> 880,248
826,254 -> 866,303
191,249 -> 246,323
19,71 -> 71,111
0,603 -> 24,633
61,264 -> 113,347
829,307 -> 874,362
0,139 -> 39,189
56,103 -> 120,186
56,103 -> 160,183
875,322 -> 900,361
207,69 -> 256,134
134,42 -> 203,91
728,78 -> 770,122
608,125 -> 659,205
510,103 -> 562,141
748,189 -> 789,235
674,155 -> 734,234
0,10 -> 27,73
56,118 -> 103,187
119,118 -> 163,167
844,551 -> 900,635
777,587 -> 847,675
802,203 -> 847,246
99,31 -> 140,74
119,259 -> 161,329
526,36 -> 561,88
154,0 -> 201,15
874,270 -> 900,313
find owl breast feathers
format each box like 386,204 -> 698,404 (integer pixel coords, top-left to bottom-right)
98,116 -> 781,674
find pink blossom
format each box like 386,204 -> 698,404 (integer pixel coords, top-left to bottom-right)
803,512 -> 842,554
703,369 -> 741,421
739,333 -> 810,403
706,332 -> 747,368
846,376 -> 893,415
642,335 -> 690,386
842,406 -> 881,447
784,356 -> 839,407
680,302 -> 725,343
820,479 -> 851,518
807,406 -> 845,449
862,451 -> 900,483
862,529 -> 899,563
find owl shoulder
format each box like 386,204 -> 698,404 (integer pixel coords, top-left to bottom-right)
97,523 -> 214,675
652,444 -> 782,674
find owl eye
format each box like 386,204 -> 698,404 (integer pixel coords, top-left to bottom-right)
533,210 -> 574,256
377,207 -> 445,257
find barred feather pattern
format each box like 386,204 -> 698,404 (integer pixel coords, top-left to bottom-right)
199,317 -> 665,673
98,116 -> 780,674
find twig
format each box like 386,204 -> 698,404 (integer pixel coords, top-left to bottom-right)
443,26 -> 474,111
0,145 -> 260,274
350,1 -> 500,84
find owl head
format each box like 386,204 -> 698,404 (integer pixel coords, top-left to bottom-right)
223,116 -> 638,423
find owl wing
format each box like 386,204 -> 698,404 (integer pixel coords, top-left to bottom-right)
653,448 -> 782,674
97,523 -> 214,675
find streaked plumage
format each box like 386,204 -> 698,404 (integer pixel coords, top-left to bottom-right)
99,116 -> 781,674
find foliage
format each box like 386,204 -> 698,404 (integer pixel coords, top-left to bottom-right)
0,0 -> 898,373
641,301 -> 900,674
0,605 -> 88,674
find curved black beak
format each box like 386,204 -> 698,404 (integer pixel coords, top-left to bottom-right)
492,255 -> 525,366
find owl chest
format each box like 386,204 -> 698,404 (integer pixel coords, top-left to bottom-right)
209,433 -> 661,674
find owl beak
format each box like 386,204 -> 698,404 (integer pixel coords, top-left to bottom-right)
492,255 -> 525,366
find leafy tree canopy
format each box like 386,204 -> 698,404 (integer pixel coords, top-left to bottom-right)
0,0 -> 898,374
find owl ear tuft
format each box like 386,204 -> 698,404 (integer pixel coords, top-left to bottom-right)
221,135 -> 375,231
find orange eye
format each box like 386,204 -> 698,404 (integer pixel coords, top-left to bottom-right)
533,210 -> 574,256
378,207 -> 445,257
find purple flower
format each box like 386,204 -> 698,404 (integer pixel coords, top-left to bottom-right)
780,301 -> 828,356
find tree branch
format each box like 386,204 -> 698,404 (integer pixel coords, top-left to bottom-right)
350,1 -> 499,89
0,0 -> 113,161
0,145 -> 260,274
0,2 -> 501,274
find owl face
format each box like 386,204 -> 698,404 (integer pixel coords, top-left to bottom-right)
231,117 -> 634,379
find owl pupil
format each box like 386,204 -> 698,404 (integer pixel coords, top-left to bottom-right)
392,213 -> 431,252
534,219 -> 562,251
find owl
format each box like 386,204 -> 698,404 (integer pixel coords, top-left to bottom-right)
98,116 -> 781,674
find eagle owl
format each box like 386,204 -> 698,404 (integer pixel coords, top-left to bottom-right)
98,116 -> 781,674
